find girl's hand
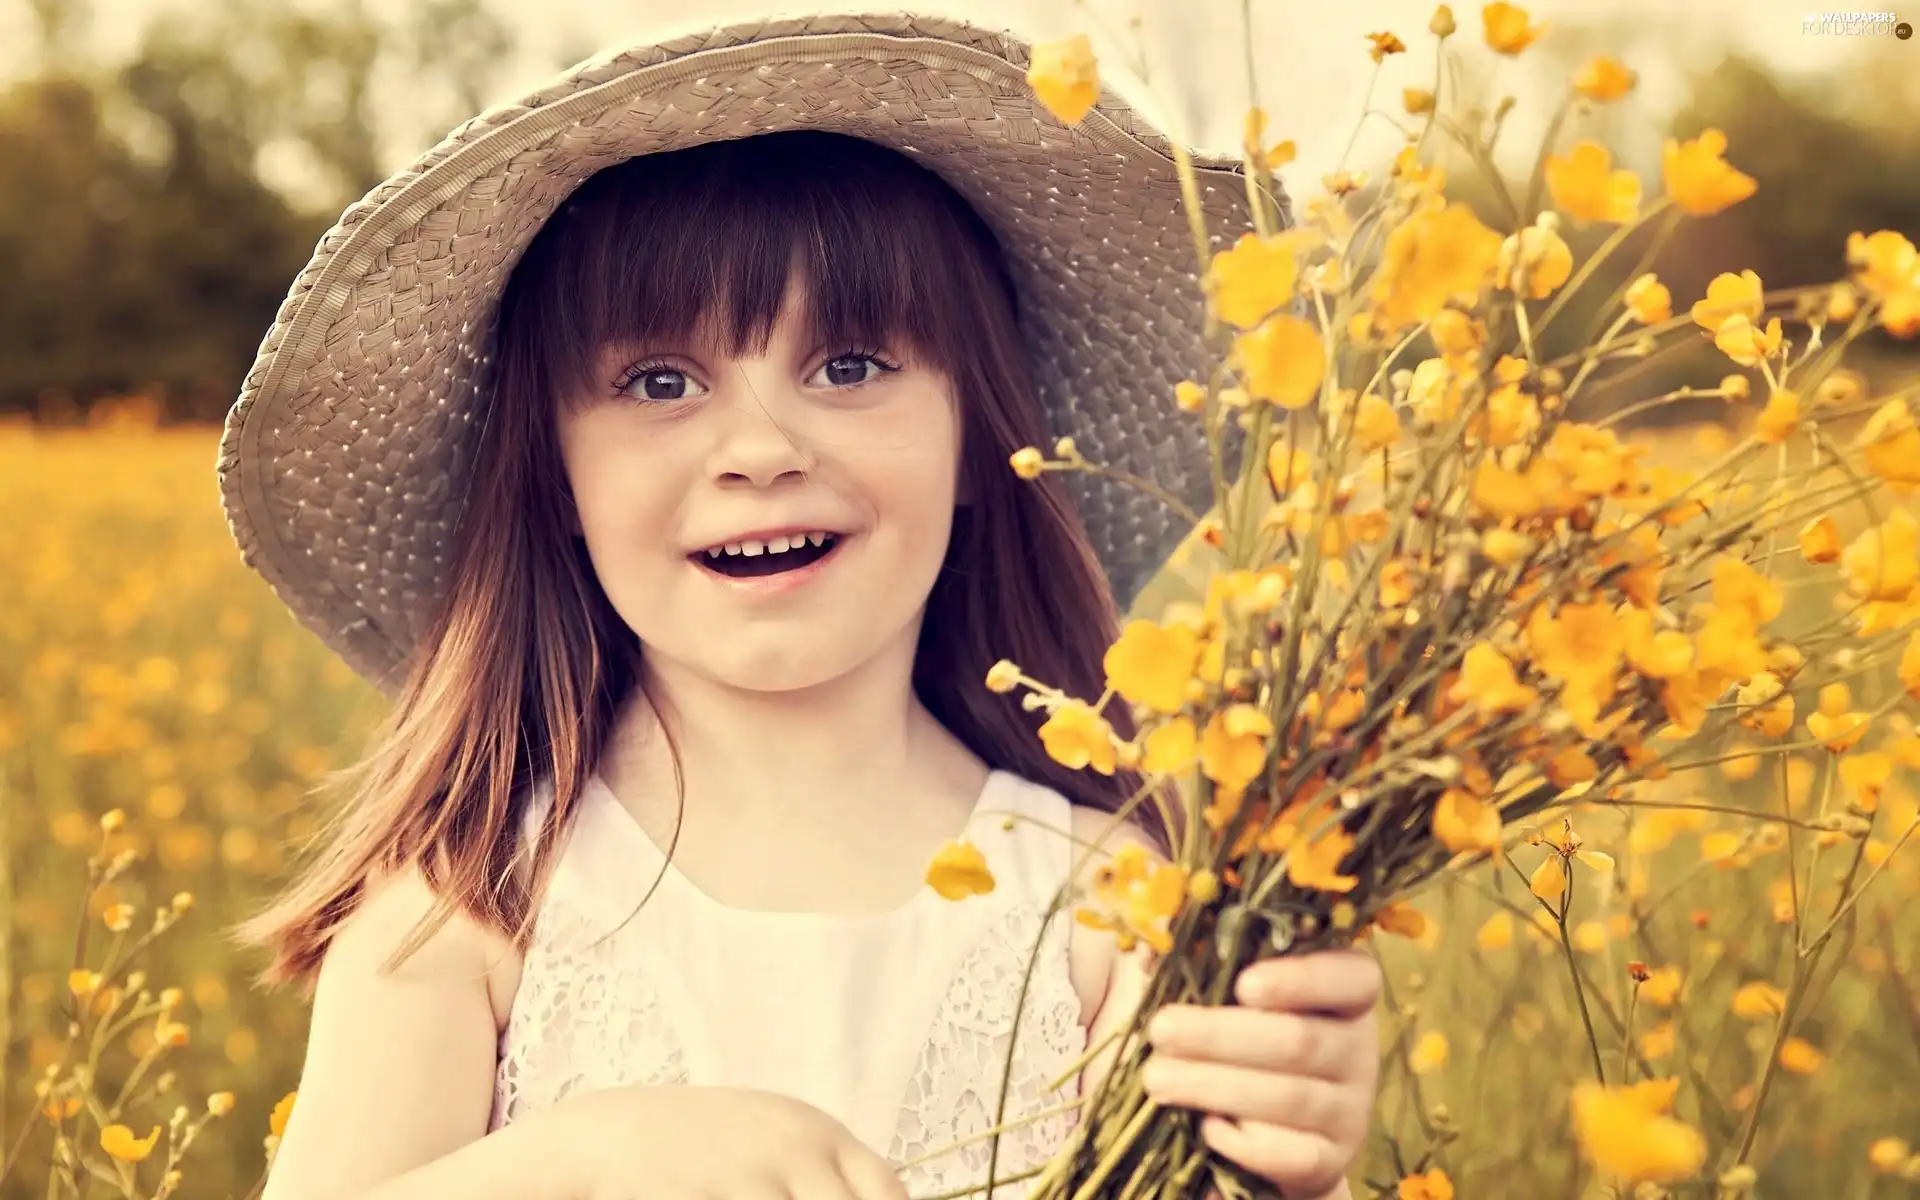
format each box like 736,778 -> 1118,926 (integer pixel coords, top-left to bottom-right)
544,1084 -> 910,1200
1139,949 -> 1381,1200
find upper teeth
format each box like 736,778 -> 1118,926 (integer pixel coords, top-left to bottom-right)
706,532 -> 834,558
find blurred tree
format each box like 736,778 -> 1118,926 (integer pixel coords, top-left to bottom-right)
0,0 -> 516,423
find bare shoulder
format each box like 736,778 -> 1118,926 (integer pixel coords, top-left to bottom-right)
323,862 -> 524,1017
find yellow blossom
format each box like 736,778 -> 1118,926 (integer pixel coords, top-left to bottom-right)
1499,222 -> 1575,299
1839,752 -> 1893,812
1640,965 -> 1683,1006
1806,709 -> 1869,754
926,839 -> 996,900
1624,273 -> 1671,323
1663,129 -> 1757,216
1368,30 -> 1408,61
1477,911 -> 1514,950
208,1092 -> 236,1117
1009,447 -> 1045,479
1354,392 -> 1403,451
1690,270 -> 1764,332
1451,643 -> 1538,713
1754,388 -> 1798,442
1731,981 -> 1786,1018
1399,1168 -> 1455,1200
1715,315 -> 1783,368
1142,714 -> 1199,775
1039,701 -> 1118,774
1847,230 -> 1919,298
1470,460 -> 1543,521
1289,824 -> 1360,893
1640,1021 -> 1677,1059
1375,903 -> 1428,939
1903,629 -> 1920,699
1858,400 -> 1920,492
1778,1037 -> 1824,1074
1207,232 -> 1305,330
1621,608 -> 1692,679
1435,788 -> 1505,857
1199,705 -> 1274,792
1430,5 -> 1457,36
1843,509 -> 1919,601
1570,1080 -> 1707,1184
1482,2 -> 1545,54
1869,1138 -> 1912,1173
1799,516 -> 1842,564
270,1092 -> 297,1138
1026,35 -> 1099,124
1410,1030 -> 1449,1073
1403,87 -> 1436,115
1236,314 -> 1325,408
1105,620 -> 1202,715
1528,853 -> 1569,903
101,1124 -> 162,1163
1482,527 -> 1531,566
1546,142 -> 1641,224
1574,56 -> 1636,102
1371,197 -> 1505,332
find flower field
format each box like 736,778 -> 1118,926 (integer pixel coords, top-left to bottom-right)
1,403 -> 1916,1196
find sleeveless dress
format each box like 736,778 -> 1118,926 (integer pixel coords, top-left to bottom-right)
487,768 -> 1088,1198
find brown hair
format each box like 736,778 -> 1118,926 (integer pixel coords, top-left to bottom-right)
239,130 -> 1161,990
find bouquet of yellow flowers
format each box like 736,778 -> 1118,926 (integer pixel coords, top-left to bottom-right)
926,4 -> 1920,1198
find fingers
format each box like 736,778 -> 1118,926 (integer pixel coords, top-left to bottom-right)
1146,1005 -> 1367,1081
834,1143 -> 911,1200
1140,1058 -> 1352,1138
1198,1115 -> 1347,1198
1235,950 -> 1382,1017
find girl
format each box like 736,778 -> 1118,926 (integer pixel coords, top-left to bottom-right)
220,11 -> 1381,1200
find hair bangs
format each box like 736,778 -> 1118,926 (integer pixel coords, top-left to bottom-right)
516,131 -> 1013,407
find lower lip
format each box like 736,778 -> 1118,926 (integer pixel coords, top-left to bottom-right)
690,536 -> 850,596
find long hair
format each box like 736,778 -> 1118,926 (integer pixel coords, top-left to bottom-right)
239,130 -> 1160,990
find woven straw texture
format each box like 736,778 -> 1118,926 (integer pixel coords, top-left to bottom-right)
216,10 -> 1282,695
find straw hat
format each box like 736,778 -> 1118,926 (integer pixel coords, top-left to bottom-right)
216,8 -> 1283,695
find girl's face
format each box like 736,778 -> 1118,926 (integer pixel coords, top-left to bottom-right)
556,283 -> 962,694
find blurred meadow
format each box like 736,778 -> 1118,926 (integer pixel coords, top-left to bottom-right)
2,0 -> 1919,1196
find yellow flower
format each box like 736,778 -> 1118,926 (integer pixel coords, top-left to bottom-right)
1403,87 -> 1436,115
1640,965 -> 1683,1006
1236,314 -> 1325,409
1482,2 -> 1545,54
68,969 -> 101,998
102,903 -> 136,933
1288,824 -> 1359,894
1207,232 -> 1305,330
1451,643 -> 1539,713
1870,1138 -> 1912,1173
1371,197 -> 1504,332
1530,854 -> 1568,903
1431,4 -> 1457,36
155,1019 -> 190,1047
1858,400 -> 1920,492
1173,380 -> 1206,413
1624,273 -> 1671,323
101,1124 -> 161,1163
1375,903 -> 1427,939
1839,752 -> 1893,812
1434,788 -> 1505,856
1379,561 -> 1414,609
1663,129 -> 1756,216
1571,1081 -> 1707,1183
1843,509 -> 1919,601
1368,31 -> 1408,61
1778,1037 -> 1823,1075
1398,1167 -> 1455,1200
1527,599 -> 1624,689
1621,609 -> 1692,679
1482,527 -> 1530,566
1038,701 -> 1118,775
1754,388 -> 1798,442
1470,461 -> 1543,521
1009,447 -> 1045,479
1499,223 -> 1574,299
1104,620 -> 1202,715
1354,393 -> 1403,451
1142,716 -> 1199,775
1690,270 -> 1764,332
1574,56 -> 1636,102
1026,35 -> 1099,124
1799,516 -> 1842,564
1410,1029 -> 1449,1073
1806,709 -> 1869,754
1730,981 -> 1786,1018
1714,555 -> 1782,627
926,839 -> 996,900
1545,142 -> 1641,224
208,1092 -> 237,1117
1847,230 -> 1919,298
1199,705 -> 1274,792
1903,630 -> 1920,699
985,660 -> 1022,694
1477,911 -> 1514,950
270,1091 -> 297,1138
1640,1021 -> 1677,1059
1714,314 -> 1783,367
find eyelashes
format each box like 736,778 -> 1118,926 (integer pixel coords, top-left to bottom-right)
608,345 -> 902,403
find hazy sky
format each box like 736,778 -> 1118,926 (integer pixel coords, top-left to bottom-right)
0,0 -> 1893,199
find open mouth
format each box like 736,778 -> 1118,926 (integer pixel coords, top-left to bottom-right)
693,532 -> 843,578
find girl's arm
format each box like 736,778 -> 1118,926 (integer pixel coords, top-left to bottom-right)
261,865 -> 574,1200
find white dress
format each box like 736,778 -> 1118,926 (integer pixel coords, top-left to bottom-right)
488,768 -> 1088,1198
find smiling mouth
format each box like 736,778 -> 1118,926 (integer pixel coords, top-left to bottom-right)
693,532 -> 843,578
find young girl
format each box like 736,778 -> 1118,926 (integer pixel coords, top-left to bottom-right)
219,11 -> 1381,1200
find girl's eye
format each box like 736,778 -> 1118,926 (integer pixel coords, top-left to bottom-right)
614,363 -> 707,403
811,351 -> 899,388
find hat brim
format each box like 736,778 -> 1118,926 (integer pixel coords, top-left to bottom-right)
216,11 -> 1276,694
